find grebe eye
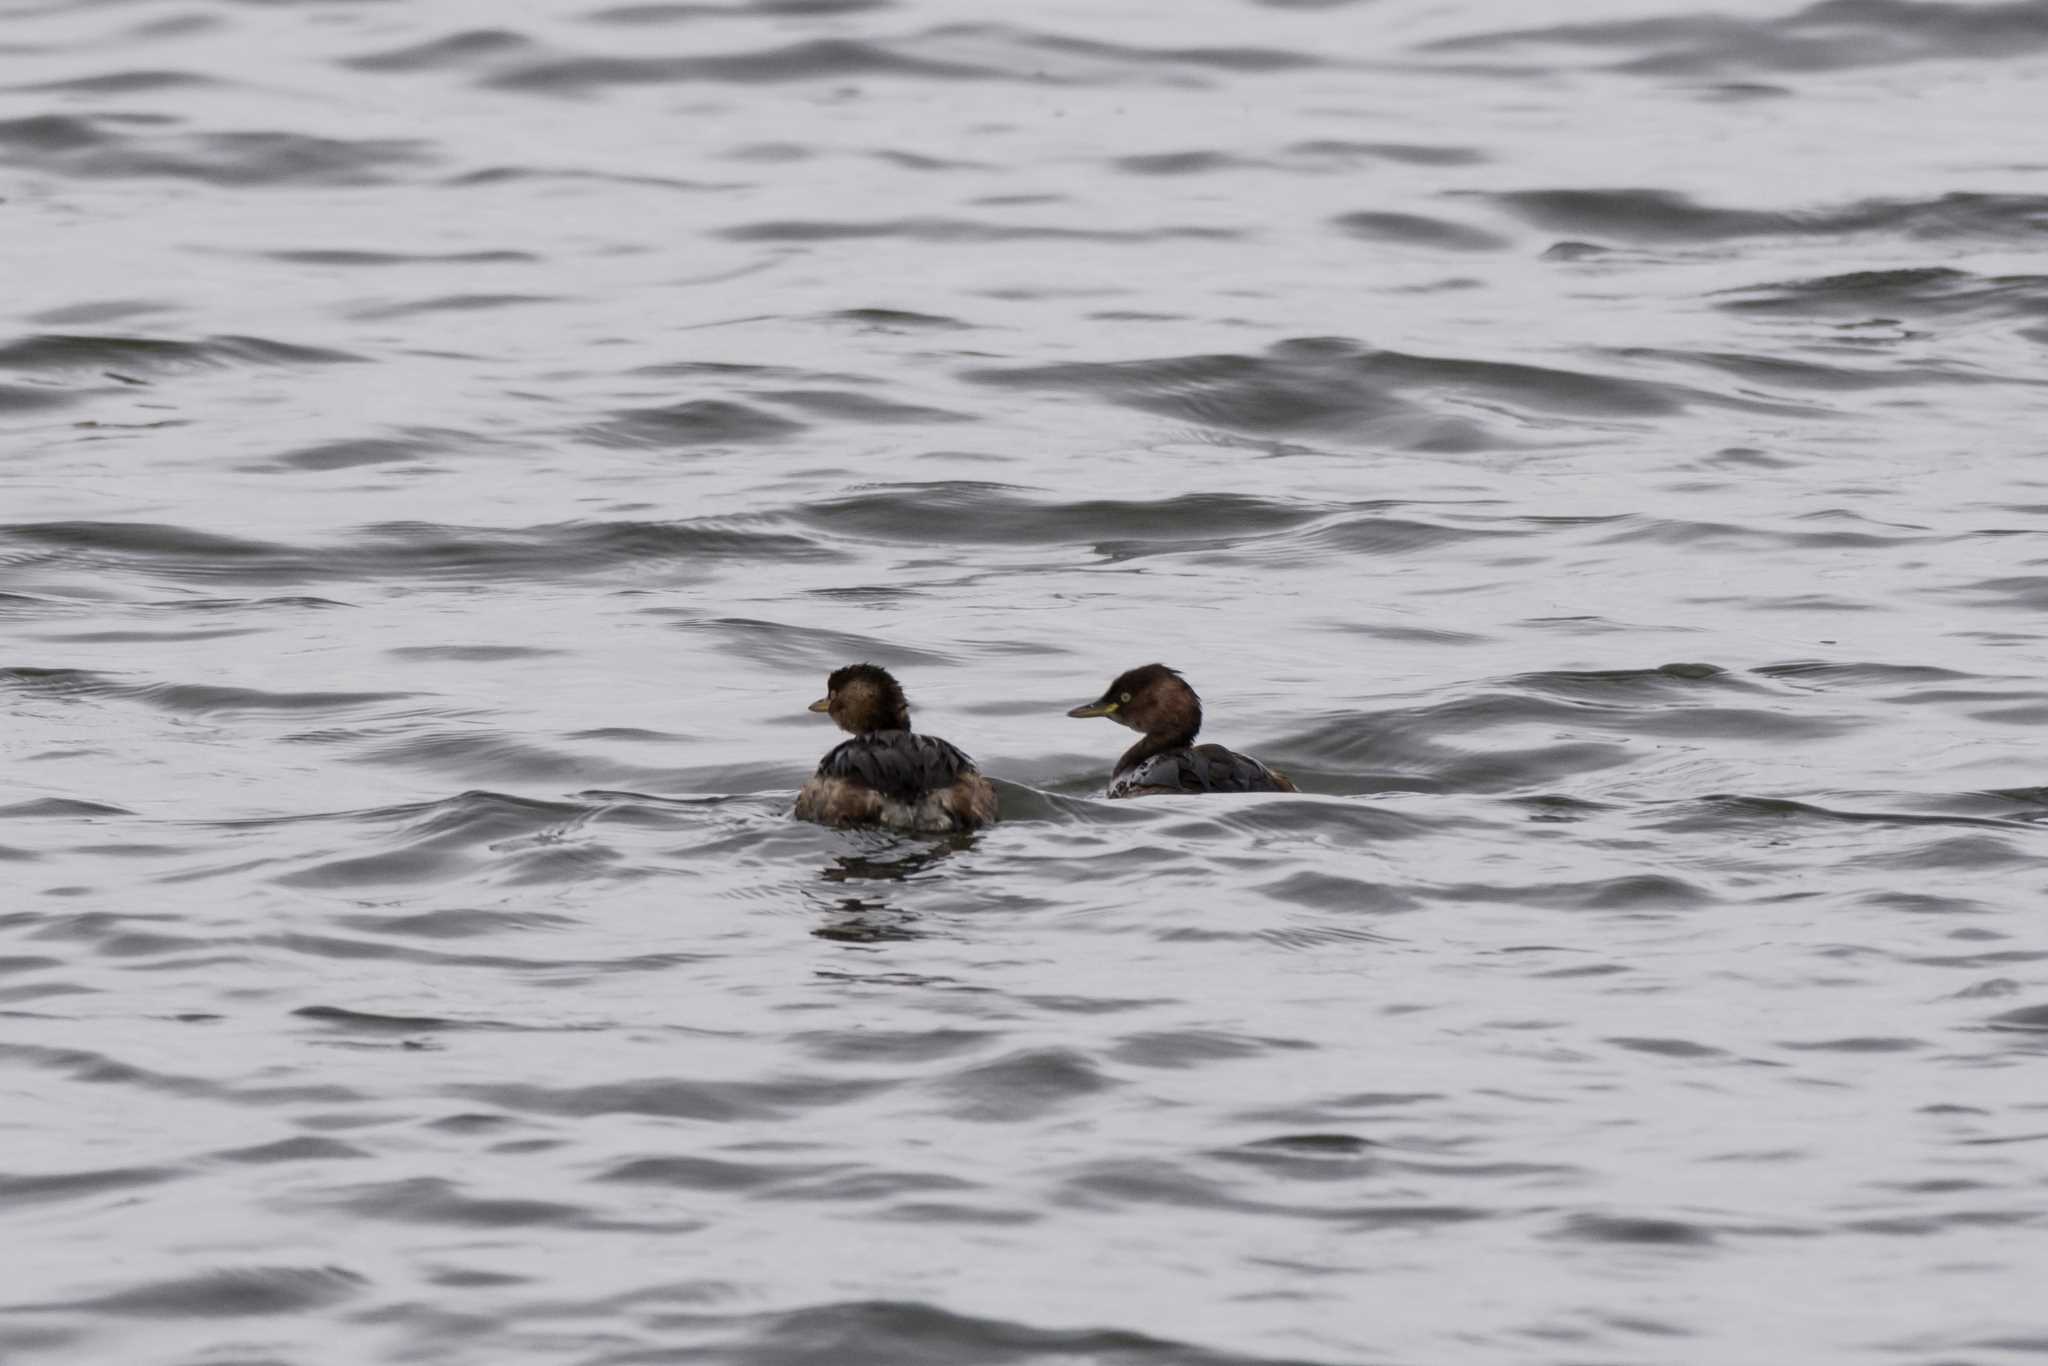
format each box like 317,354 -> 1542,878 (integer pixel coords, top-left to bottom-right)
1119,692 -> 1131,703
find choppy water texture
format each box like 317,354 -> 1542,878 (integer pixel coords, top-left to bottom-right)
5,0 -> 2048,1361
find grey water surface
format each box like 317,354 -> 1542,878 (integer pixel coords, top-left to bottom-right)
5,0 -> 2048,1361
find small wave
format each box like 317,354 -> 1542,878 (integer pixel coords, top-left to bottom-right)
794,483 -> 1322,550
0,333 -> 361,374
1486,188 -> 2048,243
0,119 -> 432,186
1289,139 -> 1488,166
0,1165 -> 177,1209
0,517 -> 845,587
718,216 -> 1240,244
1427,0 -> 2048,76
1555,1212 -> 1718,1245
933,1047 -> 1115,1121
1714,267 -> 2048,325
476,37 -> 1002,92
821,307 -> 973,331
452,1074 -> 885,1120
0,668 -> 413,717
963,336 -> 1815,451
1332,210 -> 1512,251
664,616 -> 955,672
579,399 -> 806,448
17,1265 -> 367,1317
257,247 -> 538,267
347,292 -> 558,321
16,69 -> 218,95
688,1300 -> 1345,1366
589,0 -> 893,22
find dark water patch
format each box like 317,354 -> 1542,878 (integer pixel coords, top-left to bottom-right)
344,28 -> 537,72
0,517 -> 843,585
590,0 -> 891,22
1277,686 -> 1788,791
936,1048 -> 1114,1121
665,616 -> 954,672
596,1154 -> 836,1191
789,1027 -> 994,1064
1864,890 -> 1986,916
1508,662 -> 1749,702
0,1164 -> 178,1208
482,37 -> 1003,92
334,907 -> 579,939
0,113 -> 105,151
1596,515 -> 1916,551
0,666 -> 412,717
20,1266 -> 367,1317
1331,621 -> 1490,646
276,848 -> 463,890
0,798 -> 132,818
1954,575 -> 2048,612
350,293 -> 559,321
1557,1212 -> 1718,1245
700,1300 -> 1343,1366
1275,720 -> 1636,796
1429,0 -> 2048,75
1859,833 -> 2032,871
445,163 -> 720,192
964,336 -> 1812,448
1109,1030 -> 1311,1069
454,1075 -> 884,1120
1258,870 -> 1424,913
0,123 -> 432,185
719,217 -> 1240,244
31,299 -> 175,330
1332,211 -> 1512,251
1715,267 -> 2048,323
268,436 -> 445,472
0,383 -> 76,412
214,1136 -> 369,1164
581,399 -> 807,448
1289,139 -> 1486,166
0,333 -> 360,375
758,389 -> 974,424
1649,794 -> 2028,835
1115,150 -> 1252,176
17,70 -> 219,97
387,643 -> 563,662
1486,189 -> 2048,244
260,247 -> 539,267
1610,346 -> 2014,391
989,26 -> 1326,74
1777,1036 -> 1924,1052
822,307 -> 972,332
795,483 -> 1320,552
294,1004 -> 503,1033
322,1178 -> 612,1230
1755,659 -> 1977,689
1987,1002 -> 2048,1031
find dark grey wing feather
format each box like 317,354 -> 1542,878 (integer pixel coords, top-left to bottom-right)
1112,744 -> 1289,795
817,730 -> 977,802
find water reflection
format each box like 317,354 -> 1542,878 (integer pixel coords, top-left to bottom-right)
807,834 -> 977,942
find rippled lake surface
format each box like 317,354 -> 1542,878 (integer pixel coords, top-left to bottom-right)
6,0 -> 2048,1360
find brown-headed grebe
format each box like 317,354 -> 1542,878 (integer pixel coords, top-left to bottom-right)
794,663 -> 999,832
1068,663 -> 1296,798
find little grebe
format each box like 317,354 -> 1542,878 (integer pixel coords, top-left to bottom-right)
1068,663 -> 1296,797
794,663 -> 999,832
